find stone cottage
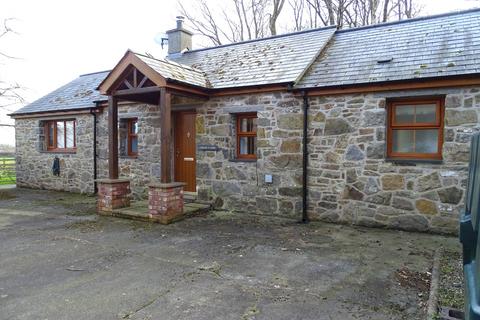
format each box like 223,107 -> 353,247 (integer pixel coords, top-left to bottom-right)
10,9 -> 480,234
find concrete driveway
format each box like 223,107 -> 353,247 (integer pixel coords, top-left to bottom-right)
0,187 -> 459,320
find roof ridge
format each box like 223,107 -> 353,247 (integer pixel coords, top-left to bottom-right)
133,51 -> 205,74
79,70 -> 111,77
337,7 -> 480,34
180,25 -> 337,54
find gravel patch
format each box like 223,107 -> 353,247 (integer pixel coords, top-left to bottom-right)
438,250 -> 464,310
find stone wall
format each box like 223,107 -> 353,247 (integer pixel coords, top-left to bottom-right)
195,92 -> 304,219
306,87 -> 480,234
195,87 -> 480,234
15,114 -> 95,193
15,86 -> 479,234
14,103 -> 163,196
96,103 -> 162,198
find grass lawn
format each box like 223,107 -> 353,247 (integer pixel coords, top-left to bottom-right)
0,157 -> 16,185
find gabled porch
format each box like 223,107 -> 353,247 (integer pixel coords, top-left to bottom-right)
95,50 -> 210,223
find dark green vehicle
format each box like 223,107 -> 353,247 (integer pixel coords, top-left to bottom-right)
460,134 -> 480,319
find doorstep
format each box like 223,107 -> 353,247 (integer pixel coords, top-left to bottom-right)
111,200 -> 211,224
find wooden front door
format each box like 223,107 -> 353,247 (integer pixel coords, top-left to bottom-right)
174,111 -> 196,192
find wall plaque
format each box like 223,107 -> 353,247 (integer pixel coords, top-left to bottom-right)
197,144 -> 220,151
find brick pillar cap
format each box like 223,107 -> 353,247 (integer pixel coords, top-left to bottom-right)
148,182 -> 186,189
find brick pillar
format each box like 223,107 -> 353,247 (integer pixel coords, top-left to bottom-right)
97,179 -> 131,213
148,182 -> 186,224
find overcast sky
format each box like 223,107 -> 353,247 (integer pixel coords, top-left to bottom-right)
0,0 -> 479,146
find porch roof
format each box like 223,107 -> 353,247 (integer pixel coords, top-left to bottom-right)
134,53 -> 209,88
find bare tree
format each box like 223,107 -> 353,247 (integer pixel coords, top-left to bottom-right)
179,0 -> 422,46
0,18 -> 23,109
179,0 -> 286,45
269,0 -> 286,35
289,0 -> 305,31
303,0 -> 421,28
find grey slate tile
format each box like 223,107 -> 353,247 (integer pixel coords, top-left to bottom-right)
11,71 -> 109,115
11,9 -> 480,115
169,26 -> 336,89
296,9 -> 480,88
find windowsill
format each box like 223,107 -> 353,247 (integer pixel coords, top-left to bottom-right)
41,150 -> 77,154
229,158 -> 257,163
386,158 -> 443,165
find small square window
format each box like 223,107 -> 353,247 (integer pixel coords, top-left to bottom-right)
45,120 -> 76,151
387,98 -> 444,160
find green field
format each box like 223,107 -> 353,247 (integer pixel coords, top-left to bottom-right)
0,157 -> 16,185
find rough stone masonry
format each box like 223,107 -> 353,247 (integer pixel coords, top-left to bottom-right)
14,86 -> 480,234
194,87 -> 480,235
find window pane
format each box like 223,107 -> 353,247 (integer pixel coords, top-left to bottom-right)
239,136 -> 256,155
120,135 -> 127,154
240,117 -> 257,133
395,106 -> 415,124
56,121 -> 65,148
130,120 -> 138,134
48,123 -> 54,147
415,130 -> 438,153
131,137 -> 138,154
66,121 -> 75,148
415,104 -> 437,123
392,130 -> 414,153
250,118 -> 257,132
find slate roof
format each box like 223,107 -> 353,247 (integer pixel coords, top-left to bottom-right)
10,8 -> 480,116
296,8 -> 480,88
169,26 -> 336,88
134,52 -> 209,88
11,71 -> 109,115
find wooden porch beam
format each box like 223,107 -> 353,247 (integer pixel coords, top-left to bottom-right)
159,87 -> 172,183
114,86 -> 161,96
108,96 -> 119,179
165,82 -> 210,99
133,68 -> 138,87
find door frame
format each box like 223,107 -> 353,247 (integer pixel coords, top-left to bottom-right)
173,110 -> 197,193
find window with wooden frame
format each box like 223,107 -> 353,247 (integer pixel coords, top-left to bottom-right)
387,97 -> 444,160
236,113 -> 257,159
45,120 -> 76,151
127,118 -> 138,156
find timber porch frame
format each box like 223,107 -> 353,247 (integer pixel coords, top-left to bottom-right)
97,50 -> 208,184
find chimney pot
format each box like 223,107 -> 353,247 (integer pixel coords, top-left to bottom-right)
176,16 -> 184,29
166,16 -> 193,55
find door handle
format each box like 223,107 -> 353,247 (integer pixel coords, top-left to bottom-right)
184,157 -> 194,162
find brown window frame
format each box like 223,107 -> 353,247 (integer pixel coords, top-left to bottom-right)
45,119 -> 76,152
387,97 -> 444,160
236,113 -> 257,160
127,118 -> 138,157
